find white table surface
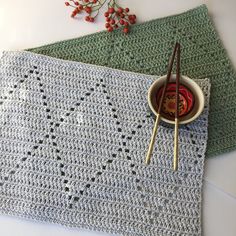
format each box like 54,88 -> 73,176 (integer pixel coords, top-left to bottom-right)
0,0 -> 236,235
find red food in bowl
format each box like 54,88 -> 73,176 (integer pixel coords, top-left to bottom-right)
156,83 -> 194,117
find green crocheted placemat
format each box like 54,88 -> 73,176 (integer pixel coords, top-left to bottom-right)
28,4 -> 236,158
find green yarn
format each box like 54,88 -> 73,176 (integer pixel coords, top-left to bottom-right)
28,5 -> 236,158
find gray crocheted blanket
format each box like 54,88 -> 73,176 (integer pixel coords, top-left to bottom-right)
0,51 -> 210,236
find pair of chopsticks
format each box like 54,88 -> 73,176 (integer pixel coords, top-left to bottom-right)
145,42 -> 181,171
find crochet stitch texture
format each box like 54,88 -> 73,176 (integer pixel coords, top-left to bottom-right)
0,51 -> 210,236
28,4 -> 236,158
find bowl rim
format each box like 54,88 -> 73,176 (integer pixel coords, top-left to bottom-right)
147,74 -> 205,124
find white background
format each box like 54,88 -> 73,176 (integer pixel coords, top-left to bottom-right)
0,0 -> 236,235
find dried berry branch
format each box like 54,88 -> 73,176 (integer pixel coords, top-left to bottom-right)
65,0 -> 136,34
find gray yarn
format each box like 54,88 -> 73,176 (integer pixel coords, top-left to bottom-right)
0,51 -> 210,236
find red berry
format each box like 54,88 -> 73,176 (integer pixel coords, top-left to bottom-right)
105,23 -> 110,28
71,12 -> 76,17
65,2 -> 70,6
117,7 -> 123,13
128,16 -> 136,24
78,5 -> 83,10
84,0 -> 89,2
128,15 -> 136,21
104,12 -> 109,17
125,8 -> 129,12
73,8 -> 78,13
85,6 -> 92,13
119,19 -> 124,25
74,1 -> 79,6
129,19 -> 135,24
85,15 -> 90,21
123,27 -> 129,34
108,26 -> 113,32
110,19 -> 115,25
124,21 -> 129,26
108,7 -> 115,14
89,17 -> 94,22
93,0 -> 97,3
106,17 -> 110,22
120,13 -> 125,18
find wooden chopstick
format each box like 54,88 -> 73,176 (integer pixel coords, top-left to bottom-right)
145,43 -> 180,165
157,43 -> 179,114
173,44 -> 181,171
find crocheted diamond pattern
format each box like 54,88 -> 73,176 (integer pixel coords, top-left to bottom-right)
0,51 -> 210,236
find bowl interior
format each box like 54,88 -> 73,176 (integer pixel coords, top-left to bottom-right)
148,75 -> 204,124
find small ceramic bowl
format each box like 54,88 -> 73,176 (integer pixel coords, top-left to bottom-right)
148,74 -> 205,124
